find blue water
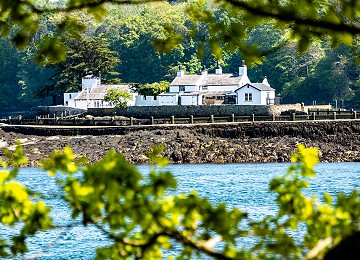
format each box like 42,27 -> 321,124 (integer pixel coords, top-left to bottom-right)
1,162 -> 359,259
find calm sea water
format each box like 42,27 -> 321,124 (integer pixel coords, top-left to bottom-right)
2,162 -> 359,259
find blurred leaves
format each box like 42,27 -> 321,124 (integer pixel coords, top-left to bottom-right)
1,0 -> 359,65
1,143 -> 359,258
0,142 -> 51,258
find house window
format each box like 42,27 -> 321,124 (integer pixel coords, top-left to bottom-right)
202,86 -> 208,90
245,93 -> 252,101
179,86 -> 185,92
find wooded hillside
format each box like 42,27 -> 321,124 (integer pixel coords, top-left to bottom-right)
0,0 -> 359,111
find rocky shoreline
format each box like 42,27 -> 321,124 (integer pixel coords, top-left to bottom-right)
1,121 -> 360,167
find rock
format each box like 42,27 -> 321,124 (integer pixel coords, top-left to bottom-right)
0,141 -> 8,148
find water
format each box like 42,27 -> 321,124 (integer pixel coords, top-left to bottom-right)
1,162 -> 359,259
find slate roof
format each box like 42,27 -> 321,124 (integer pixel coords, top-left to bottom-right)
170,75 -> 202,86
170,73 -> 243,86
236,83 -> 274,92
199,74 -> 241,86
75,85 -> 131,100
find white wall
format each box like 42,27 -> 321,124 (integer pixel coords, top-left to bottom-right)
135,96 -> 159,106
64,92 -> 79,107
239,76 -> 251,86
206,85 -> 238,92
169,86 -> 179,92
180,95 -> 202,105
74,100 -> 87,109
135,95 -> 178,106
81,77 -> 100,90
236,87 -> 261,105
169,85 -> 198,93
158,95 -> 178,105
260,91 -> 275,105
185,85 -> 198,92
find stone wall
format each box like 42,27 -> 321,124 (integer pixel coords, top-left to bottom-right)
36,104 -> 329,119
37,106 -> 86,117
2,119 -> 360,138
88,105 -> 271,118
269,103 -> 303,116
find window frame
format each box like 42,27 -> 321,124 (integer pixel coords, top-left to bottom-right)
244,93 -> 253,101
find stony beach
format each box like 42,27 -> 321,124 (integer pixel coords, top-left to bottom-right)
1,120 -> 360,167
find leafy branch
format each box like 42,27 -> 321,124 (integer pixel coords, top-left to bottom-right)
1,143 -> 359,259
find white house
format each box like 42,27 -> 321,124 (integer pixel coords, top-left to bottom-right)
135,61 -> 274,106
234,79 -> 275,105
64,73 -> 137,109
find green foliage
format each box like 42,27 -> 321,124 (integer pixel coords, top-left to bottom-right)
1,0 -> 359,108
1,143 -> 359,259
186,0 -> 360,64
104,88 -> 133,108
36,34 -> 119,97
132,81 -> 170,97
0,143 -> 51,258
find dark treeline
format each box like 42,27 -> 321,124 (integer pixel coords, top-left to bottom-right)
0,1 -> 359,111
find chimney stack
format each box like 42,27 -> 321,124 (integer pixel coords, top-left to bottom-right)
177,65 -> 185,77
239,60 -> 247,77
201,65 -> 208,75
215,61 -> 222,74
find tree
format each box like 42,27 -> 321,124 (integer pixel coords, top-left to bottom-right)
1,144 -> 360,259
1,1 -> 358,64
104,88 -> 133,108
184,0 -> 360,63
0,38 -> 22,109
132,81 -> 170,97
36,34 -> 119,97
101,2 -> 188,83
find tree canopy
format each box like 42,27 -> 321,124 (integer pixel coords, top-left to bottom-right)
36,34 -> 119,97
132,81 -> 170,97
104,88 -> 133,108
0,0 -> 359,110
1,0 -> 359,62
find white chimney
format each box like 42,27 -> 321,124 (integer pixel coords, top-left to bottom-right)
215,61 -> 222,74
239,60 -> 247,77
201,65 -> 208,75
177,65 -> 185,77
82,72 -> 99,91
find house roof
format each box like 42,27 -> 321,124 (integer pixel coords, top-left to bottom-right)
199,74 -> 241,86
170,75 -> 202,86
170,73 -> 243,86
236,83 -> 274,92
75,84 -> 131,100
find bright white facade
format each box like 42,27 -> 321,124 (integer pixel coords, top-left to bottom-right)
64,74 -> 136,110
234,77 -> 275,105
135,94 -> 178,106
135,61 -> 274,106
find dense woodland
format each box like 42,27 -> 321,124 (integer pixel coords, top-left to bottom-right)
0,0 -> 359,112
